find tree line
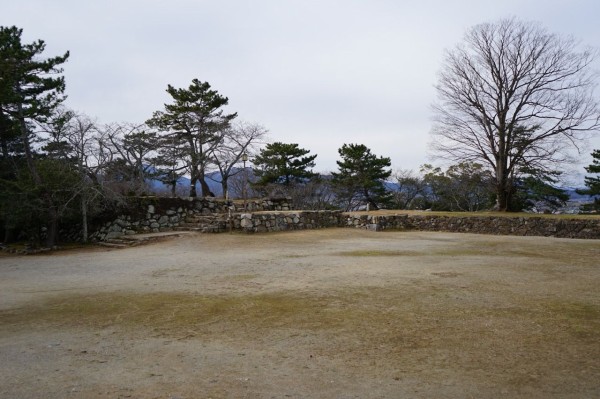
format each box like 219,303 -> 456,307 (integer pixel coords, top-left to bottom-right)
1,18 -> 599,247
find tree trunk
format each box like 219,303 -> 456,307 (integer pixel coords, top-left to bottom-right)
4,227 -> 14,243
0,136 -> 8,159
494,174 -> 514,212
189,177 -> 197,197
495,189 -> 509,212
45,206 -> 59,248
199,176 -> 211,197
196,163 -> 212,197
81,196 -> 88,243
221,178 -> 228,200
0,109 -> 11,159
17,102 -> 59,246
494,153 -> 510,211
17,107 -> 41,186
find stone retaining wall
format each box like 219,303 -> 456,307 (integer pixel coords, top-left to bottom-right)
233,211 -> 342,233
90,197 -> 292,241
92,197 -> 600,241
343,214 -> 600,239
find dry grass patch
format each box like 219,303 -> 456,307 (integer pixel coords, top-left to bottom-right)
336,249 -> 421,257
2,285 -> 599,390
1,230 -> 599,398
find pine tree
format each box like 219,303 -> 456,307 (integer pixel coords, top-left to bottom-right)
0,26 -> 69,246
332,144 -> 392,211
577,149 -> 600,212
147,79 -> 236,197
253,142 -> 317,187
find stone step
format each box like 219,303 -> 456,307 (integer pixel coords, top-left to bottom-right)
97,241 -> 130,249
174,226 -> 203,232
185,215 -> 218,222
178,223 -> 215,229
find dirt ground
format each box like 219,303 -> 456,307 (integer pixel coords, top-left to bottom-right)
0,229 -> 599,398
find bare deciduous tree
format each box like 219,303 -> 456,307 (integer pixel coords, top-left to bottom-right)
105,122 -> 158,193
431,18 -> 600,211
392,169 -> 429,209
211,121 -> 268,199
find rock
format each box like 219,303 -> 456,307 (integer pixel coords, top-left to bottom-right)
148,205 -> 155,214
105,231 -> 123,239
108,224 -> 122,233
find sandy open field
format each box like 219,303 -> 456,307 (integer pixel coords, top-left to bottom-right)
1,229 -> 599,398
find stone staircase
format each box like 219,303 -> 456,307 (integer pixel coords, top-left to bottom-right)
97,213 -> 232,250
96,235 -> 153,249
175,214 -> 229,233
97,231 -> 197,249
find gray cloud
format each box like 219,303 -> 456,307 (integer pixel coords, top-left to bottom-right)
2,0 -> 599,180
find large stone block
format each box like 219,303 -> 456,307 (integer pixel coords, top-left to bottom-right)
105,231 -> 123,239
240,218 -> 253,228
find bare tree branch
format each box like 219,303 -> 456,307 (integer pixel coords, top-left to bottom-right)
431,18 -> 600,210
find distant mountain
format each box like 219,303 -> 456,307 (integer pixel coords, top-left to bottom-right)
561,187 -> 595,202
146,170 -> 224,197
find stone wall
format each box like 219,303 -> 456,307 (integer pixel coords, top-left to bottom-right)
342,214 -> 600,239
92,196 -> 600,241
233,211 -> 342,233
90,197 -> 292,241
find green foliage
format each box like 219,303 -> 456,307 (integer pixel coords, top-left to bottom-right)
0,25 -> 70,245
0,157 -> 81,243
146,79 -> 237,197
332,144 -> 392,210
415,162 -> 566,212
510,168 -> 569,212
420,163 -> 495,211
577,149 -> 600,212
148,79 -> 236,134
252,142 -> 317,187
0,25 -> 69,125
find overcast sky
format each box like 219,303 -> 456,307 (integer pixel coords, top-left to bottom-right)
3,0 -> 600,183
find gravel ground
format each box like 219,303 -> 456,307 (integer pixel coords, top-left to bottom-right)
0,229 -> 599,398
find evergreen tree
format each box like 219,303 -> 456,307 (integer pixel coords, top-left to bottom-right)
152,134 -> 188,197
332,144 -> 392,211
252,142 -> 317,187
146,79 -> 236,197
577,149 -> 600,212
510,168 -> 569,212
0,26 -> 69,246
